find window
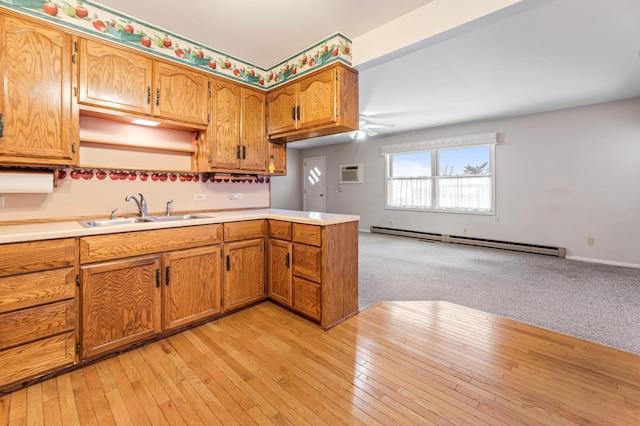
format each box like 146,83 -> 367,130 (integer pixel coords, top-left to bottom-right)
382,133 -> 496,214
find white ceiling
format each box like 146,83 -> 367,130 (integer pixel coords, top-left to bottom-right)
96,0 -> 640,149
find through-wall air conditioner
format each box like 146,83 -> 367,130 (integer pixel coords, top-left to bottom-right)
340,163 -> 363,184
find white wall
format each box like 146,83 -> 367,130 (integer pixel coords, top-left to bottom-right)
270,147 -> 303,210
301,97 -> 640,266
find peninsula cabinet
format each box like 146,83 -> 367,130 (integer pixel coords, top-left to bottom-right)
206,79 -> 267,172
77,38 -> 209,126
222,220 -> 266,311
0,14 -> 74,165
0,238 -> 77,392
266,63 -> 359,142
291,221 -> 359,329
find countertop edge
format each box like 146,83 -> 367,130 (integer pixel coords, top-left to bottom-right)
0,209 -> 360,244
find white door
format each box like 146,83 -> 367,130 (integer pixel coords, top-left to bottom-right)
303,157 -> 325,212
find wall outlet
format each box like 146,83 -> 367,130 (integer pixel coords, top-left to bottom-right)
193,193 -> 206,201
586,237 -> 595,246
0,195 -> 5,208
229,193 -> 242,200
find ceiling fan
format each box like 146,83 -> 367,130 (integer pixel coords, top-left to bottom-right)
351,114 -> 395,141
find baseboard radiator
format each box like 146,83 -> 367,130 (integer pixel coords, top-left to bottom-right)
370,226 -> 566,258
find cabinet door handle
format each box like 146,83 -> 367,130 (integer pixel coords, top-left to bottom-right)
285,253 -> 290,268
165,266 -> 170,286
155,268 -> 161,288
155,88 -> 160,107
291,106 -> 296,121
0,114 -> 4,138
236,145 -> 241,160
242,145 -> 246,160
226,255 -> 231,271
147,86 -> 151,105
296,105 -> 300,121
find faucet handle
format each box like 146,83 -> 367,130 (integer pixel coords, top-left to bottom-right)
166,199 -> 174,216
110,208 -> 118,220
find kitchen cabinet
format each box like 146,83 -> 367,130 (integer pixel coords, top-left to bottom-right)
268,220 -> 292,306
207,79 -> 266,172
163,246 -> 222,330
223,220 -> 266,311
291,222 -> 359,329
0,14 -> 74,165
80,255 -> 162,360
79,224 -> 222,359
77,37 -> 209,126
0,238 -> 77,391
268,142 -> 287,175
77,38 -> 153,116
267,63 -> 359,143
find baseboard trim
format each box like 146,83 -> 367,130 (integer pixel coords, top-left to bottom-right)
566,256 -> 640,269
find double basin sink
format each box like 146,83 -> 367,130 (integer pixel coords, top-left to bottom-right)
79,214 -> 213,228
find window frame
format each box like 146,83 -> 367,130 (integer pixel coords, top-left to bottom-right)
382,133 -> 497,215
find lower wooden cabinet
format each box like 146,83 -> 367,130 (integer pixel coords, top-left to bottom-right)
292,276 -> 321,321
163,246 -> 222,330
268,239 -> 292,306
81,255 -> 162,360
223,239 -> 265,311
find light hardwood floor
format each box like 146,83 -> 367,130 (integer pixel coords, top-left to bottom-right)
2,301 -> 640,425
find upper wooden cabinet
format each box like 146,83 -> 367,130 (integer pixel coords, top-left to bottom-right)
267,63 -> 358,143
77,38 -> 209,126
203,79 -> 267,172
268,142 -> 287,176
0,14 -> 74,165
78,38 -> 153,116
206,78 -> 266,172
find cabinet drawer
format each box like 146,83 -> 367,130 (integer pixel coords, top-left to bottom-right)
80,224 -> 222,263
292,243 -> 321,283
0,267 -> 76,314
292,223 -> 321,246
292,277 -> 321,321
0,299 -> 75,350
268,220 -> 291,240
224,220 -> 266,242
0,332 -> 75,389
0,238 -> 76,278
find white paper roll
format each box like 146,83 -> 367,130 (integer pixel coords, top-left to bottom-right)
0,172 -> 54,193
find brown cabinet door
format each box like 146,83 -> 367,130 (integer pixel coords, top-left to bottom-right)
163,246 -> 222,331
223,239 -> 265,311
268,142 -> 287,175
81,255 -> 162,360
77,38 -> 153,115
292,276 -> 321,321
268,239 -> 292,307
297,67 -> 337,130
153,61 -> 209,125
0,15 -> 72,164
241,87 -> 267,171
267,85 -> 297,135
210,78 -> 241,170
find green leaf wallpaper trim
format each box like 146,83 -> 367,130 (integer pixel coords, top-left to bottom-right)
0,1 -> 353,89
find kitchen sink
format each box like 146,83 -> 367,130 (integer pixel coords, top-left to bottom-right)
146,214 -> 213,222
78,217 -> 153,227
78,214 -> 213,227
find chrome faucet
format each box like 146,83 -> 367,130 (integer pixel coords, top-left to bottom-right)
166,199 -> 173,216
125,193 -> 147,217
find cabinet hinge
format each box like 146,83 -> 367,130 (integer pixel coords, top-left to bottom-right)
208,113 -> 211,124
72,54 -> 76,65
76,342 -> 80,355
74,41 -> 78,53
0,114 -> 3,138
208,80 -> 211,90
76,274 -> 80,286
73,86 -> 77,98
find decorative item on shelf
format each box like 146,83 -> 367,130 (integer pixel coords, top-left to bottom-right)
268,155 -> 276,174
57,168 -> 270,183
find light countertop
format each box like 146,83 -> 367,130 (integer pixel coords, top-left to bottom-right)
0,209 -> 360,244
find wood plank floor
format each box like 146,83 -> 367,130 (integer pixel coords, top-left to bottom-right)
2,301 -> 640,425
